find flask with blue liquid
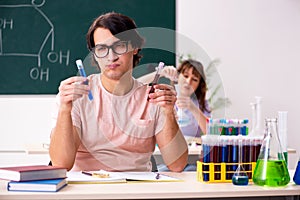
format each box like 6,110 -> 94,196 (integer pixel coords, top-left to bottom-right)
294,158 -> 300,185
232,135 -> 249,186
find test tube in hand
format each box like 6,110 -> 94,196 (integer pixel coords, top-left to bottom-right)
75,59 -> 93,101
147,62 -> 165,101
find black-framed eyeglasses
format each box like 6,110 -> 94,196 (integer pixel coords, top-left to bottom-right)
91,41 -> 129,58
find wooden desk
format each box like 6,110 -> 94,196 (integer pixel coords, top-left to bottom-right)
0,172 -> 299,200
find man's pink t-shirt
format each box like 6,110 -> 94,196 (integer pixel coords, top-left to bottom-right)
52,74 -> 165,171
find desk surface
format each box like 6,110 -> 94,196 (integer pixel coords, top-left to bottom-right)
1,172 -> 299,200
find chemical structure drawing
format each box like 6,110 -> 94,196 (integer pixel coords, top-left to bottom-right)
0,0 -> 70,82
0,0 -> 54,67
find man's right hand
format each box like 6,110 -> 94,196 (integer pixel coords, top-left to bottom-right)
58,76 -> 90,106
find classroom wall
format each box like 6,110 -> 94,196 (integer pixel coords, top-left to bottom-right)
0,95 -> 55,150
177,0 -> 300,168
0,95 -> 54,166
1,0 -> 299,168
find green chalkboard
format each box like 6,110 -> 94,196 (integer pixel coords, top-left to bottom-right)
0,0 -> 175,94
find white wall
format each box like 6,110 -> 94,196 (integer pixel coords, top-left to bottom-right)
0,95 -> 55,166
177,0 -> 300,168
0,95 -> 55,151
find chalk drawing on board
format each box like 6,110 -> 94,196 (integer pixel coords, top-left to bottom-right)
0,0 -> 54,67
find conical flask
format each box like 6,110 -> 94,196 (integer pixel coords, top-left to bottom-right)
232,135 -> 249,185
294,157 -> 300,185
253,118 -> 290,186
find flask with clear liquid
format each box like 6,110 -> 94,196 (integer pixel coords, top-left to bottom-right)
174,84 -> 191,127
252,118 -> 290,186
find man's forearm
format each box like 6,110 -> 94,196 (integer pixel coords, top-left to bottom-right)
157,111 -> 188,172
49,107 -> 78,170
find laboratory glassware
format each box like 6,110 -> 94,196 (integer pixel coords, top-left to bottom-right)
278,111 -> 288,165
293,157 -> 300,185
252,118 -> 290,187
175,85 -> 190,127
232,135 -> 249,185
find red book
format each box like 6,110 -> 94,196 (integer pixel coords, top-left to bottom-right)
0,165 -> 67,181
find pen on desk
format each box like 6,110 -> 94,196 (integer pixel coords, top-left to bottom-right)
147,62 -> 165,101
155,172 -> 160,180
75,59 -> 94,101
81,170 -> 110,178
81,171 -> 93,176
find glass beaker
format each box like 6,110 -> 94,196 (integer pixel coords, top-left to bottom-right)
177,108 -> 190,127
174,84 -> 191,127
252,118 -> 290,187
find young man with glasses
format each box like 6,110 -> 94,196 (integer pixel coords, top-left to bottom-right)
49,12 -> 188,172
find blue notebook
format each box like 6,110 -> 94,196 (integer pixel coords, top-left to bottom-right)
7,178 -> 67,192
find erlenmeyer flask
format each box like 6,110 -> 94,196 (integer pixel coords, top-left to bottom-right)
294,157 -> 300,185
252,118 -> 290,187
232,135 -> 249,185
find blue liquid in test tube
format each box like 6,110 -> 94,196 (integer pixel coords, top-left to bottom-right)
75,59 -> 93,101
202,136 -> 210,181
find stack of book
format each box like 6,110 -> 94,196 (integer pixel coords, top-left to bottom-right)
0,165 -> 67,192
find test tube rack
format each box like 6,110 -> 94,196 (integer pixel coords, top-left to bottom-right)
197,161 -> 257,183
199,134 -> 263,183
